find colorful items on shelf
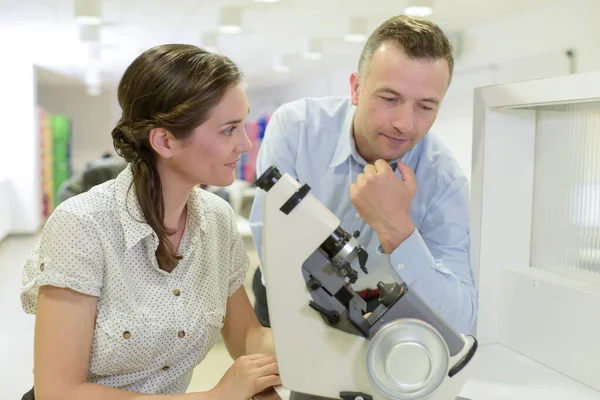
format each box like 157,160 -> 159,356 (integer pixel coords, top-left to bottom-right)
238,114 -> 270,183
39,107 -> 72,219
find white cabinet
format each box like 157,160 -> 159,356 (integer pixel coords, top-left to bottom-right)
470,71 -> 600,392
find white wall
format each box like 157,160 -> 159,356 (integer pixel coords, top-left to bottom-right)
247,0 -> 600,180
36,84 -> 121,175
247,67 -> 355,120
0,180 -> 11,241
0,62 -> 40,235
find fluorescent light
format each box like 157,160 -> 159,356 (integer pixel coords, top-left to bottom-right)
87,84 -> 102,96
404,6 -> 433,16
345,17 -> 368,43
76,16 -> 102,25
74,0 -> 102,25
218,7 -> 244,35
201,31 -> 219,52
303,52 -> 322,60
79,24 -> 101,43
84,69 -> 101,86
303,38 -> 323,60
273,55 -> 290,73
217,25 -> 243,35
344,33 -> 367,43
404,0 -> 434,17
274,65 -> 290,73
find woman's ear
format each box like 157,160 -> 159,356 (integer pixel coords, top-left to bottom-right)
149,128 -> 176,159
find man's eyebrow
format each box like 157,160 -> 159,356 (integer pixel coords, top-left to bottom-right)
219,108 -> 251,127
420,97 -> 440,105
376,87 -> 440,105
376,87 -> 401,97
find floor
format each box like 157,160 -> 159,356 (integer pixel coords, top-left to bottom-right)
0,233 -> 258,398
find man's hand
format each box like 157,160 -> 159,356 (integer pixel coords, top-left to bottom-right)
350,159 -> 417,253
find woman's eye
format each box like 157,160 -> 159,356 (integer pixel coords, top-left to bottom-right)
223,125 -> 237,135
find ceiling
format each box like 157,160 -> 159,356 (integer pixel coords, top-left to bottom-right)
1,0 -> 554,92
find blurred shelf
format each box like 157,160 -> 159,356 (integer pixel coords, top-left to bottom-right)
236,215 -> 252,238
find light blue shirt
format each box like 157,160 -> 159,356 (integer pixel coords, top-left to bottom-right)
249,96 -> 477,334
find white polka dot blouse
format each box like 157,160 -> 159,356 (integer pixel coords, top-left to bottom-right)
21,164 -> 249,394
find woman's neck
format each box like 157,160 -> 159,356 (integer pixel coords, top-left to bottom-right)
156,163 -> 193,232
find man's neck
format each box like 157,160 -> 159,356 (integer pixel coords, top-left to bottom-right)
352,115 -> 377,164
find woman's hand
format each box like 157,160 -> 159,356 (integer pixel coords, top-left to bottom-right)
211,354 -> 281,400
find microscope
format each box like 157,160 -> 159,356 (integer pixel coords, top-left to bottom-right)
255,166 -> 478,400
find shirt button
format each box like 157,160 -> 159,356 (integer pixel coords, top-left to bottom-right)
40,263 -> 45,272
397,264 -> 405,271
162,366 -> 170,371
123,330 -> 132,339
173,289 -> 181,297
354,212 -> 361,220
178,330 -> 186,339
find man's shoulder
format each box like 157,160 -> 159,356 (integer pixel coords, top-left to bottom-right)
416,133 -> 467,184
274,96 -> 352,125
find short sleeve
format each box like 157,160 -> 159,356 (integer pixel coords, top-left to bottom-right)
228,211 -> 250,297
21,209 -> 105,314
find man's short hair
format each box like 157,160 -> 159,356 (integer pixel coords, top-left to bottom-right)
358,15 -> 454,82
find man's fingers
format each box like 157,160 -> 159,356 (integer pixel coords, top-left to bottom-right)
396,161 -> 415,184
374,159 -> 393,174
355,173 -> 366,186
363,164 -> 377,177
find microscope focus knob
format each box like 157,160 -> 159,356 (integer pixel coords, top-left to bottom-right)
366,319 -> 450,399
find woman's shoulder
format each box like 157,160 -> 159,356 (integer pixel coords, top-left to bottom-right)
57,179 -> 118,219
194,188 -> 233,218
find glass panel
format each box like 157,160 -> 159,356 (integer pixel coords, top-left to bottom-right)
530,102 -> 600,279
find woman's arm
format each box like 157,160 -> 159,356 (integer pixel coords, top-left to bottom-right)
221,285 -> 274,359
34,286 -> 216,400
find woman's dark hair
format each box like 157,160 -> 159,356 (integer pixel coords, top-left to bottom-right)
111,44 -> 242,270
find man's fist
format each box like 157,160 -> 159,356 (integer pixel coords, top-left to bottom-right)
350,160 -> 417,253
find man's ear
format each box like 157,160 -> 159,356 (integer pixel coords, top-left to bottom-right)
149,128 -> 176,159
350,72 -> 361,106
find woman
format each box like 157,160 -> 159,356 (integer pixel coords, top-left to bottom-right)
21,44 -> 280,399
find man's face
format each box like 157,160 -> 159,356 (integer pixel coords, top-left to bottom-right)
351,42 -> 450,163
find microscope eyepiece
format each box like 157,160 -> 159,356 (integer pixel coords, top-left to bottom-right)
255,165 -> 282,192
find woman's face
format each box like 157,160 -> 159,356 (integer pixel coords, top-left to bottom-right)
167,84 -> 252,187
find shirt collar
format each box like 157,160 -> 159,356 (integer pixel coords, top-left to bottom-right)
329,103 -> 360,168
115,164 -> 207,250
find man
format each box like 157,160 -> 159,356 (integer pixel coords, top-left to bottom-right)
249,15 -> 477,335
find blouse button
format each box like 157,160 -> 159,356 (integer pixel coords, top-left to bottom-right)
173,289 -> 181,297
123,330 -> 132,339
40,263 -> 45,272
178,330 -> 186,339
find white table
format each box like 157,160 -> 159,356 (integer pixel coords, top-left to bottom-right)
274,343 -> 600,400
